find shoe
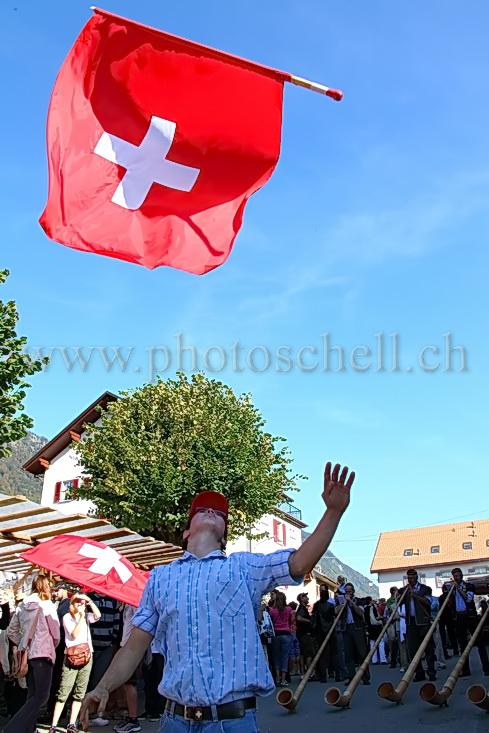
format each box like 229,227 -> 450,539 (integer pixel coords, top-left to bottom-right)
381,662 -> 388,665
114,721 -> 141,733
414,674 -> 426,682
148,716 -> 161,723
427,673 -> 437,682
344,679 -> 353,686
363,679 -> 371,686
390,665 -> 397,669
399,668 -> 405,673
437,663 -> 446,670
484,670 -> 489,677
90,718 -> 109,728
335,676 -> 342,682
114,717 -> 129,733
67,725 -> 78,733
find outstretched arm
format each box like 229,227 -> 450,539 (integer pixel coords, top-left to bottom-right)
80,626 -> 153,727
288,462 -> 355,578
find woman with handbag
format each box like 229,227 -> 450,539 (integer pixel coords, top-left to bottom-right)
5,575 -> 60,733
49,593 -> 101,733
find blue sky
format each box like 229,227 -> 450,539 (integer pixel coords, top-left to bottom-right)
2,0 -> 489,580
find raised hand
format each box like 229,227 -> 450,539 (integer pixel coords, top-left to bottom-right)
322,462 -> 355,515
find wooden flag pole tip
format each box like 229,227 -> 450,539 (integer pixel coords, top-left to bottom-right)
290,75 -> 343,101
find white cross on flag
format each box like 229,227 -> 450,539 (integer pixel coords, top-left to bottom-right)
21,535 -> 149,606
39,8 -> 287,274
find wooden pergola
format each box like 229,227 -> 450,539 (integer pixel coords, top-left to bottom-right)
0,493 -> 182,576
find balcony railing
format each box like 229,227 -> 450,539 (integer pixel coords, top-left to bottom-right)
278,502 -> 302,521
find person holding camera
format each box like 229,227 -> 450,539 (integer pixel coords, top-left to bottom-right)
49,592 -> 101,733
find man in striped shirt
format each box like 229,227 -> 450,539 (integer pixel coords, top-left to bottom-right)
81,461 -> 355,732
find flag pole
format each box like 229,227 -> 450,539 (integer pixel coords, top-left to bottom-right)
89,7 -> 343,101
289,75 -> 343,101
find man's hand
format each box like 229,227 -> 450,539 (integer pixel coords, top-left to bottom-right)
80,685 -> 109,729
322,462 -> 355,515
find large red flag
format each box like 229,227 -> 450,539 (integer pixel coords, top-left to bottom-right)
21,535 -> 149,606
39,10 -> 286,274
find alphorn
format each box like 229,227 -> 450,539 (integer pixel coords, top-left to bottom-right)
467,683 -> 489,712
276,603 -> 346,713
325,586 -> 409,708
378,583 -> 456,704
421,605 -> 489,706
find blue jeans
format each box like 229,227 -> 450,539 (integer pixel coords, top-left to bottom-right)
159,709 -> 260,732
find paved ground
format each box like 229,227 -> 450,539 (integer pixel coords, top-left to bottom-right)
2,657 -> 489,732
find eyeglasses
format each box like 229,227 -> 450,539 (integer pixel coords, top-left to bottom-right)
194,507 -> 227,521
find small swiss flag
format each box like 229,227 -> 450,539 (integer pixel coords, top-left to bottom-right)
39,9 -> 285,274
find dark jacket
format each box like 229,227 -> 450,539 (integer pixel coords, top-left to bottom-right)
450,581 -> 477,619
312,599 -> 336,637
400,583 -> 432,627
365,602 -> 384,640
336,596 -> 366,631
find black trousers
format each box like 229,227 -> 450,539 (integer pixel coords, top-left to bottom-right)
343,624 -> 370,682
45,642 -> 65,715
406,623 -> 435,677
455,613 -> 489,675
315,628 -> 337,682
440,616 -> 458,655
143,652 -> 166,716
4,657 -> 53,733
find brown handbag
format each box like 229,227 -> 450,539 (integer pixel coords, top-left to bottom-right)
12,607 -> 42,679
66,643 -> 92,668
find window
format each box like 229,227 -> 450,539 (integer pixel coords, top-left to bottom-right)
486,540 -> 489,547
403,549 -> 413,556
272,519 -> 287,546
431,546 -> 440,554
53,479 -> 79,502
462,542 -> 472,550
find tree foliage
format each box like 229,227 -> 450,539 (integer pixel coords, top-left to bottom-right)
73,373 -> 304,545
0,270 -> 47,458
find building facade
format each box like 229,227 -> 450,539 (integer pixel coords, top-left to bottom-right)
371,518 -> 489,597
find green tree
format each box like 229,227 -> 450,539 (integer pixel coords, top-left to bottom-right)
0,270 -> 47,459
73,373 -> 304,545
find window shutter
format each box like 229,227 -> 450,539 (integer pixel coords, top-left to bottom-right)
282,523 -> 287,545
273,519 -> 279,542
73,479 -> 80,488
54,481 -> 62,502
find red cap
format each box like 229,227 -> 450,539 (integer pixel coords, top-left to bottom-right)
189,491 -> 228,526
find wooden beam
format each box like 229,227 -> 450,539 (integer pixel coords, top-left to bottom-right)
28,519 -> 109,541
13,566 -> 36,590
0,496 -> 26,507
0,514 -> 95,534
122,545 -> 179,559
0,507 -> 53,522
86,528 -> 135,542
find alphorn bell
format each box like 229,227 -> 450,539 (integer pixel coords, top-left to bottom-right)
276,603 -> 346,713
378,582 -> 456,704
325,586 -> 409,709
421,605 -> 489,706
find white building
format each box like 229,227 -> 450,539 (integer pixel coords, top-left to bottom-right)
371,518 -> 489,597
23,392 -> 330,600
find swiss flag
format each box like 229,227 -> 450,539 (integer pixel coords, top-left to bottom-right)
21,534 -> 150,606
39,9 -> 285,274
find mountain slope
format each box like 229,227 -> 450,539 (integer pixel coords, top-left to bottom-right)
302,530 -> 379,598
0,431 -> 47,502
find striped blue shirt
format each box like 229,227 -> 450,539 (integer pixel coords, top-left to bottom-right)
132,548 -> 302,706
